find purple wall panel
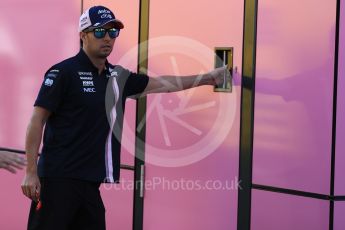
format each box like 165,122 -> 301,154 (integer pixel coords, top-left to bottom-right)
335,0 -> 345,196
253,0 -> 337,194
334,201 -> 345,230
251,190 -> 329,230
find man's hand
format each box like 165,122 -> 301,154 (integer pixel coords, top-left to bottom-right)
0,151 -> 26,173
21,172 -> 41,202
209,66 -> 231,86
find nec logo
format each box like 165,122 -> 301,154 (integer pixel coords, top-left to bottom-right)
83,88 -> 96,93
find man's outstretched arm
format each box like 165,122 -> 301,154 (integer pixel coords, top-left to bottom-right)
141,66 -> 230,96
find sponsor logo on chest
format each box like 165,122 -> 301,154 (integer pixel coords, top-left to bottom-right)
83,88 -> 96,93
108,67 -> 118,78
78,71 -> 93,76
83,81 -> 94,87
78,72 -> 95,93
44,78 -> 54,87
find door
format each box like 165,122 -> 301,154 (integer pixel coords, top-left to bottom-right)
142,0 -> 243,230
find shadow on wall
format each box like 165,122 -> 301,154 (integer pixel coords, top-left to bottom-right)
252,27 -> 336,153
240,21 -> 336,192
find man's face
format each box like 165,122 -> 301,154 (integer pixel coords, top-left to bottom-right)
81,23 -> 118,59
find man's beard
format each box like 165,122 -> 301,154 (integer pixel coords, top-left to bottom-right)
97,51 -> 111,59
96,47 -> 113,59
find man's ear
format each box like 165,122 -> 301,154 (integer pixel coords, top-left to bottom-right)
80,32 -> 87,42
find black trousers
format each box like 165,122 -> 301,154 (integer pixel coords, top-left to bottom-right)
27,178 -> 105,230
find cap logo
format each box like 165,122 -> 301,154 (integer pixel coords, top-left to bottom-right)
80,16 -> 88,23
98,9 -> 113,19
80,15 -> 89,28
98,9 -> 111,14
101,14 -> 113,19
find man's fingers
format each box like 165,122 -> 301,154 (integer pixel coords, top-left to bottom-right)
25,186 -> 32,199
227,69 -> 231,78
15,157 -> 27,166
21,172 -> 41,201
12,164 -> 24,170
0,161 -> 17,173
35,184 -> 41,200
0,153 -> 26,170
21,185 -> 31,199
29,186 -> 38,201
10,161 -> 25,169
21,183 -> 40,201
10,154 -> 27,165
4,164 -> 17,174
21,185 -> 27,198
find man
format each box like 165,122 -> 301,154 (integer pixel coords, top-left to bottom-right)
21,5 -> 230,230
0,150 -> 26,173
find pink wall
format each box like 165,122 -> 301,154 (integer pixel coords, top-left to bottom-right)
335,0 -> 345,196
251,190 -> 329,230
253,0 -> 337,194
0,0 -> 80,229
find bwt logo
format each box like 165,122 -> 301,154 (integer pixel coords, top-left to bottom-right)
83,81 -> 94,87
